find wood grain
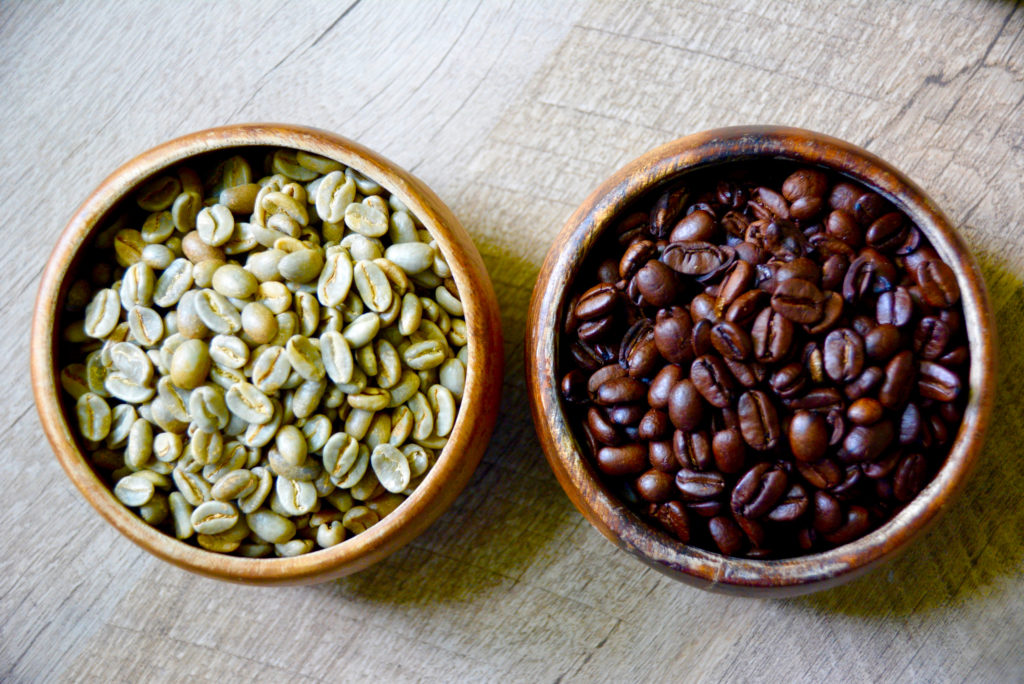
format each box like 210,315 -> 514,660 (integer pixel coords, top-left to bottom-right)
2,0 -> 1023,681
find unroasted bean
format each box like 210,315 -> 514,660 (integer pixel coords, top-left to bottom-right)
190,500 -> 238,535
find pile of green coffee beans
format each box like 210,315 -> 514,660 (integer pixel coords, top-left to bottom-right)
60,148 -> 468,556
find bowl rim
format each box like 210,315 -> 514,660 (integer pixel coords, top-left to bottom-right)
526,125 -> 996,596
31,123 -> 503,584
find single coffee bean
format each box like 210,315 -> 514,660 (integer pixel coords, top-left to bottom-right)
595,376 -> 648,405
710,320 -> 752,361
672,429 -> 713,471
750,307 -> 794,363
635,260 -> 679,307
596,444 -> 648,476
669,210 -> 717,243
675,467 -> 727,501
823,328 -> 865,383
712,428 -> 746,474
847,397 -> 884,426
650,188 -> 689,237
650,501 -> 690,542
648,440 -> 675,472
647,364 -> 682,408
637,408 -> 671,441
770,278 -> 824,324
811,491 -> 843,534
798,458 -> 844,490
708,516 -> 745,556
789,410 -> 828,462
915,259 -> 960,308
660,241 -> 727,277
690,355 -> 734,408
822,505 -> 871,546
879,350 -> 916,409
575,283 -> 620,320
876,287 -> 913,327
737,390 -> 780,451
667,378 -> 705,431
619,240 -> 658,280
731,463 -> 787,519
917,360 -> 961,402
843,366 -> 885,401
767,483 -> 809,522
653,307 -> 694,364
840,420 -> 895,463
865,324 -> 901,361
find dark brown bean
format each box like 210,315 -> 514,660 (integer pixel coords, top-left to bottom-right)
847,397 -> 884,426
575,283 -> 619,320
918,360 -> 961,402
637,408 -> 670,441
823,328 -> 865,383
853,192 -> 888,226
577,315 -> 615,343
916,259 -> 960,308
650,188 -> 689,238
673,429 -> 714,471
607,404 -> 645,426
653,306 -> 694,364
588,363 -> 627,395
865,212 -> 908,252
829,183 -> 860,213
596,444 -> 648,476
913,316 -> 950,360
635,260 -> 679,308
560,369 -> 589,403
636,469 -> 675,503
647,364 -> 682,408
789,410 -> 828,462
650,501 -> 690,542
668,379 -> 704,431
587,407 -> 621,445
731,463 -> 788,519
710,320 -> 752,361
674,468 -> 727,501
724,289 -> 769,327
648,440 -> 675,472
798,459 -> 844,490
865,324 -> 901,361
771,278 -> 824,324
712,428 -> 746,474
767,483 -> 809,522
660,241 -> 726,276
669,210 -> 717,243
879,350 -> 916,408
876,287 -> 914,327
709,516 -> 744,555
737,390 -> 781,451
822,505 -> 871,545
751,307 -> 794,363
715,260 -> 754,314
619,239 -> 657,280
595,376 -> 647,405
899,403 -> 923,445
840,420 -> 895,463
825,209 -> 863,248
811,491 -> 843,534
770,362 -> 806,399
782,168 -> 828,201
690,355 -> 735,408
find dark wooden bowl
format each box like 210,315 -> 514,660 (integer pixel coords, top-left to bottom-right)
526,126 -> 995,596
31,123 -> 503,585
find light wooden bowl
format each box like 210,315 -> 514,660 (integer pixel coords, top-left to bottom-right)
526,126 -> 995,596
31,123 -> 503,585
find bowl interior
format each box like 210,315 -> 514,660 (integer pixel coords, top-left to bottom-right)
527,126 -> 994,596
33,124 -> 503,584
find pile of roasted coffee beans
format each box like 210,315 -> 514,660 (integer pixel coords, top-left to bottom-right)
560,164 -> 968,558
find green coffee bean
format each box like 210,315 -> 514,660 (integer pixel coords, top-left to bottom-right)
83,288 -> 121,339
125,418 -> 154,470
76,393 -> 112,441
212,263 -> 258,299
353,260 -> 393,313
342,505 -> 378,534
239,466 -> 273,514
169,491 -> 194,539
225,381 -> 274,425
191,500 -> 239,535
170,338 -> 211,390
189,385 -> 230,432
114,473 -> 155,507
153,258 -> 194,308
211,469 -> 258,501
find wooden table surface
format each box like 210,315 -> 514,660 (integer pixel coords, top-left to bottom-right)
3,1 -> 1023,681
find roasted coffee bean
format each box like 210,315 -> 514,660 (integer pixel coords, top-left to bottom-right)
723,357 -> 763,389
595,376 -> 648,405
876,287 -> 913,327
650,501 -> 690,542
636,469 -> 675,503
825,209 -> 863,248
771,278 -> 824,324
785,387 -> 843,411
751,308 -> 794,363
798,459 -> 844,490
866,212 -> 908,251
879,350 -> 916,409
770,362 -> 806,399
690,355 -> 734,408
710,321 -> 751,361
724,289 -> 768,328
714,261 -> 754,314
638,409 -> 671,441
650,188 -> 689,237
789,410 -> 828,462
596,444 -> 648,476
689,293 -> 718,323
782,169 -> 828,202
823,328 -> 865,383
737,390 -> 780,451
648,440 -> 676,472
607,404 -> 646,426
692,319 -> 713,356
821,254 -> 849,291
731,463 -> 787,519
862,448 -> 902,479
847,397 -> 884,426
619,240 -> 658,280
589,364 -> 627,395
913,316 -> 950,360
712,428 -> 746,474
822,505 -> 871,545
811,491 -> 843,534
575,283 -> 620,321
916,259 -> 960,308
621,321 -> 660,378
918,360 -> 961,402
899,403 -> 923,445
577,315 -> 615,343
670,210 -> 717,243
673,429 -> 713,471
865,324 -> 901,361
647,364 -> 683,408
668,379 -> 705,431
661,241 -> 726,277
767,483 -> 809,522
675,468 -> 727,501
635,260 -> 679,307
587,407 -> 622,445
653,307 -> 694,364
841,421 -> 895,463
708,516 -> 745,555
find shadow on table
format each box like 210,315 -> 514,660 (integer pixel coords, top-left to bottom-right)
312,240 -> 580,604
802,252 -> 1024,616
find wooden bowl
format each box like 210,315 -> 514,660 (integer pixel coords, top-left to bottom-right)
526,126 -> 995,597
31,123 -> 503,585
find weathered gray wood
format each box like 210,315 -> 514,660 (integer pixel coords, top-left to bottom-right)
2,0 -> 1022,681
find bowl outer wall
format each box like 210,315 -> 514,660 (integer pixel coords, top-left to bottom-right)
525,125 -> 995,596
31,123 -> 504,584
